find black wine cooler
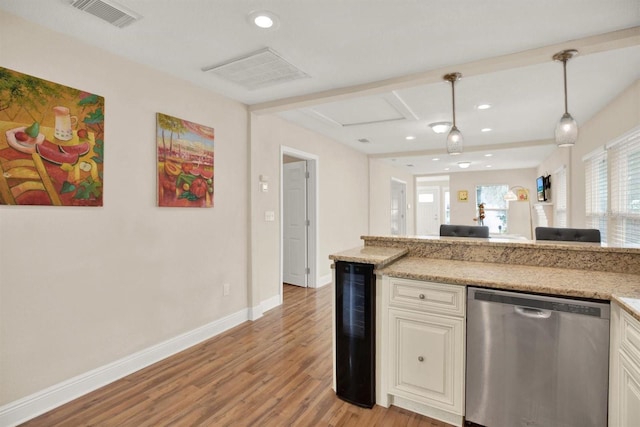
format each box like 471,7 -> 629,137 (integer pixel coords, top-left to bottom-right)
335,261 -> 375,408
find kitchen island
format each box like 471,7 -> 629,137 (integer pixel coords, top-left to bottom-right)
329,236 -> 640,427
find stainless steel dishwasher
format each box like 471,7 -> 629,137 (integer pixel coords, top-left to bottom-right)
465,287 -> 610,427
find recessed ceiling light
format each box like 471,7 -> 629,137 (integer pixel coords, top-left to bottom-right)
484,153 -> 493,157
444,167 -> 450,171
481,128 -> 492,132
486,165 -> 493,168
432,158 -> 440,161
476,104 -> 491,110
429,121 -> 452,134
248,10 -> 279,29
405,135 -> 416,140
457,161 -> 471,169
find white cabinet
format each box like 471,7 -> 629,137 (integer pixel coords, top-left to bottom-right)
610,303 -> 640,426
383,276 -> 465,426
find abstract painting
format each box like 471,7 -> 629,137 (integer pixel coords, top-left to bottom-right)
156,113 -> 214,207
0,67 -> 105,206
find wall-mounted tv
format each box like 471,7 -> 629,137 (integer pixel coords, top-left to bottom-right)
537,175 -> 550,202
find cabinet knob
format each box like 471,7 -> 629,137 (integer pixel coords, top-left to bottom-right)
418,356 -> 424,362
419,294 -> 425,300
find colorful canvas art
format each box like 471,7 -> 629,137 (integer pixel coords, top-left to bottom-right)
0,67 -> 104,206
156,113 -> 214,207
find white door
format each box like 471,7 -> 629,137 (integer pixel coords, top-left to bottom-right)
283,161 -> 308,287
391,179 -> 406,235
416,186 -> 440,235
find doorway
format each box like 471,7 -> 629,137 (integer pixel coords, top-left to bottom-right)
283,159 -> 307,287
390,178 -> 406,235
281,147 -> 318,298
416,186 -> 441,235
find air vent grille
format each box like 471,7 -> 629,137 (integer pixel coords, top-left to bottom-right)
70,0 -> 141,28
202,48 -> 309,90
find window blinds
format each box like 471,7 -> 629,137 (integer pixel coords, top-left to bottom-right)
607,128 -> 640,246
584,149 -> 608,242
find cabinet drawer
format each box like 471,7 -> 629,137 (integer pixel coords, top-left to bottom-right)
620,308 -> 640,366
388,277 -> 465,317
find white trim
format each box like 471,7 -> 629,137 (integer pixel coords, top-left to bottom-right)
0,308 -> 250,427
390,395 -> 463,427
261,294 -> 282,313
582,145 -> 606,162
605,125 -> 640,150
316,273 -> 332,288
248,305 -> 263,321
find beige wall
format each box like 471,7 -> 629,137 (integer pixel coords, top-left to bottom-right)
0,11 -> 249,404
250,113 -> 369,305
538,80 -> 640,228
449,168 -> 537,238
369,159 -> 415,236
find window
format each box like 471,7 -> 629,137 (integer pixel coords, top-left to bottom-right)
584,149 -> 608,242
553,166 -> 567,227
608,128 -> 640,246
476,184 -> 508,233
584,126 -> 640,246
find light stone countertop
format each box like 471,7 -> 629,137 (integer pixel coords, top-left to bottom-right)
377,256 -> 640,321
329,246 -> 408,267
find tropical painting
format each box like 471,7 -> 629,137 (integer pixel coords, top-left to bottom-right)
156,113 -> 214,208
0,67 -> 104,206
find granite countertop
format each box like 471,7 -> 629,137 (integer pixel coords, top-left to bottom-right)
378,256 -> 640,321
329,246 -> 408,267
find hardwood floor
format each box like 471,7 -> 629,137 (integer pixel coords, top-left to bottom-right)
21,285 -> 453,427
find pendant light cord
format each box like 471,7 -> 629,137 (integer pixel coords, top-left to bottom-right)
563,59 -> 569,114
451,80 -> 457,126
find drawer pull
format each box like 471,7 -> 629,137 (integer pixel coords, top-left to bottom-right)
418,356 -> 424,362
419,294 -> 425,300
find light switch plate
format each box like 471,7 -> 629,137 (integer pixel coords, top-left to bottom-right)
264,211 -> 275,221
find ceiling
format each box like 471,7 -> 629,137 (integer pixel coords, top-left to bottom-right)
1,0 -> 638,175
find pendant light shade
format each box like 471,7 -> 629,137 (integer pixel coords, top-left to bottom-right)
555,112 -> 578,147
447,125 -> 463,154
553,49 -> 578,147
444,72 -> 463,155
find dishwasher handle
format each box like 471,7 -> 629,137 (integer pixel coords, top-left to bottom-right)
514,306 -> 552,319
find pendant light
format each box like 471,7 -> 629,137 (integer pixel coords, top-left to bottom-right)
553,49 -> 578,147
444,72 -> 463,155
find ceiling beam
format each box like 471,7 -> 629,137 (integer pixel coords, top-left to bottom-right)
368,139 -> 555,159
250,26 -> 640,115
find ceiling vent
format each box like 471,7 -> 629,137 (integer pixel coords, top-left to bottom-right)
202,48 -> 309,90
69,0 -> 142,28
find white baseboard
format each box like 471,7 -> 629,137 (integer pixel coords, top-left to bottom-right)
0,308 -> 250,427
317,273 -> 332,288
261,294 -> 281,313
248,304 -> 263,321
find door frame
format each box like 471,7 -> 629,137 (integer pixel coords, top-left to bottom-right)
280,146 -> 319,302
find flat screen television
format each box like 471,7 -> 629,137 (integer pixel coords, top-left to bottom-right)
537,175 -> 550,202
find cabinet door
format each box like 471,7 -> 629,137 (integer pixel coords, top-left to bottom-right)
388,308 -> 463,414
610,303 -> 640,426
613,351 -> 640,426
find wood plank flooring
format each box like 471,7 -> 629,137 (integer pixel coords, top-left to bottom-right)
21,285 -> 453,427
